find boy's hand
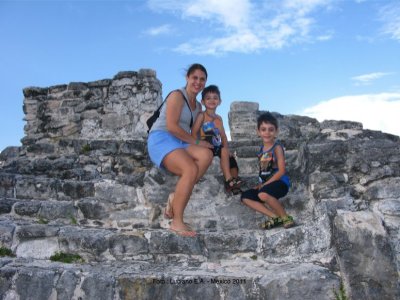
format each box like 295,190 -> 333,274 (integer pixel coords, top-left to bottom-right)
254,183 -> 262,190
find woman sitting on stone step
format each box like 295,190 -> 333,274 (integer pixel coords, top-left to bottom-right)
147,63 -> 213,237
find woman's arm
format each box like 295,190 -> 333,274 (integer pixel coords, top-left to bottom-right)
166,92 -> 212,148
191,112 -> 204,139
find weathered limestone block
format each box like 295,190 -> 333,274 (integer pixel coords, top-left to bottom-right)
15,268 -> 56,300
334,210 -> 399,299
109,233 -> 150,259
0,267 -> 16,299
308,141 -> 349,173
262,214 -> 332,262
15,224 -> 60,239
56,270 -> 80,300
276,114 -> 320,142
58,227 -> 110,261
0,222 -> 15,248
373,199 -> 400,273
81,273 -> 115,300
309,171 -> 350,200
16,238 -> 59,259
364,177 -> 400,201
14,224 -> 60,259
203,231 -> 259,259
228,101 -> 259,141
38,201 -> 77,220
0,198 -> 15,214
77,198 -> 110,220
257,263 -> 340,300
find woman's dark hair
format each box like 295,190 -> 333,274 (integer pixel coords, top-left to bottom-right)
186,63 -> 208,79
202,84 -> 221,100
257,112 -> 278,129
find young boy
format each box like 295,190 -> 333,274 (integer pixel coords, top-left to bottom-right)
241,112 -> 294,229
191,85 -> 242,194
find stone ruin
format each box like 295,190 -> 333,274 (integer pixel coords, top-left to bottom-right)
0,70 -> 399,299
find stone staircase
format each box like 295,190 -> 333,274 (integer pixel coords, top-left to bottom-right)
0,135 -> 342,300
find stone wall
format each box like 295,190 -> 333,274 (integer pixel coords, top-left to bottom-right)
22,69 -> 162,147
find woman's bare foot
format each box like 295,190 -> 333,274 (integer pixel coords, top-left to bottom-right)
169,221 -> 197,237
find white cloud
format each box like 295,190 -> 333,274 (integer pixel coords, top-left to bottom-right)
379,2 -> 400,41
351,72 -> 393,85
144,24 -> 174,36
147,0 -> 333,55
317,33 -> 333,41
301,93 -> 400,137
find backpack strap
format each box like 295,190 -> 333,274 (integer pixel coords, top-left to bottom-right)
157,89 -> 193,128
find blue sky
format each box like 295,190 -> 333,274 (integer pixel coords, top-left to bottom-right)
1,0 -> 400,151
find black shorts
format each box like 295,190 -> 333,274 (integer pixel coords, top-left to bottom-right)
241,180 -> 288,203
209,144 -> 239,170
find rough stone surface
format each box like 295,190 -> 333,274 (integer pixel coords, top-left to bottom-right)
0,70 -> 399,299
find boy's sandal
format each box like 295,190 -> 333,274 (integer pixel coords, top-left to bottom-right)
282,215 -> 295,229
260,217 -> 283,230
233,176 -> 243,186
225,177 -> 242,192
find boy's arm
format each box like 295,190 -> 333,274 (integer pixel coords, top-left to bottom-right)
191,112 -> 204,139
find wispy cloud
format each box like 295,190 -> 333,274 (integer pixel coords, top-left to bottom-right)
147,0 -> 333,55
144,24 -> 174,36
301,93 -> 400,136
351,72 -> 393,85
379,2 -> 400,41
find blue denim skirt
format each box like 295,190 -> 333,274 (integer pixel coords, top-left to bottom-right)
148,130 -> 190,168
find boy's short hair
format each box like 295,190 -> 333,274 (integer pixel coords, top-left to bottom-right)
257,112 -> 278,129
202,84 -> 221,100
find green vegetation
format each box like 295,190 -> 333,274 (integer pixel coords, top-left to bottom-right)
80,143 -> 91,154
0,247 -> 15,257
38,217 -> 49,224
69,215 -> 78,225
250,255 -> 257,260
333,279 -> 348,300
50,252 -> 84,263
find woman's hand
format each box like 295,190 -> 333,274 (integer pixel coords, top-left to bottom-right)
197,140 -> 214,149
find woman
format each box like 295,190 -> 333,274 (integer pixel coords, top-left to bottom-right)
147,63 -> 213,237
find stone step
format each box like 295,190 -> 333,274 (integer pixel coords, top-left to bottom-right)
0,257 -> 340,300
1,138 -> 303,182
0,182 -> 309,232
1,213 -> 333,266
0,167 -> 310,226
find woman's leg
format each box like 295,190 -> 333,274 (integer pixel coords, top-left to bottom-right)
186,145 -> 213,182
163,149 -> 199,236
